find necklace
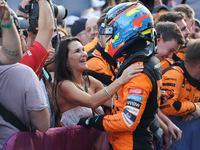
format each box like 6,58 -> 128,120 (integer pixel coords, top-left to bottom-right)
74,78 -> 88,93
74,78 -> 101,116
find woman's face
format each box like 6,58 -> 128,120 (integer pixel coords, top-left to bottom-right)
67,40 -> 88,73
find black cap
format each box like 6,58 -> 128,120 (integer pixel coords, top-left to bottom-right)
71,18 -> 87,36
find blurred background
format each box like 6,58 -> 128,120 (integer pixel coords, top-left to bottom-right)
6,0 -> 200,21
7,0 -> 90,17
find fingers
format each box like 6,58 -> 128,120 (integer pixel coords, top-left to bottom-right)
159,140 -> 171,150
186,115 -> 193,121
119,64 -> 144,84
182,114 -> 194,121
0,1 -> 5,5
0,1 -> 8,10
170,130 -> 177,141
181,115 -> 187,121
159,144 -> 167,150
128,64 -> 143,75
172,130 -> 182,142
132,73 -> 141,78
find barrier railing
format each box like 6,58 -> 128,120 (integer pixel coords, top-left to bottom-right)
156,116 -> 200,150
3,125 -> 109,150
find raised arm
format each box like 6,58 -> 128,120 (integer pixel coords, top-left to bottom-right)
0,1 -> 22,65
35,0 -> 54,50
18,0 -> 54,76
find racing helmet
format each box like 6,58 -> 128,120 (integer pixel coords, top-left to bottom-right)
99,2 -> 154,59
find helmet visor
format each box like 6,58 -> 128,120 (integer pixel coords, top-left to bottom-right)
98,23 -> 113,35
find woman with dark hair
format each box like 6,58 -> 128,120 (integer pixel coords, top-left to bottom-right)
53,37 -> 143,127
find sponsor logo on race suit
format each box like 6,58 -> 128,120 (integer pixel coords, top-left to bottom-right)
126,101 -> 141,109
128,88 -> 144,95
127,95 -> 143,102
125,106 -> 139,115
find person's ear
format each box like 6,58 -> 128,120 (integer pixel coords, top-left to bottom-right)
192,19 -> 195,27
157,35 -> 162,42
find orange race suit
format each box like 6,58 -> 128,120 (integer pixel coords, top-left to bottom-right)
161,48 -> 185,72
78,52 -> 162,150
87,43 -> 118,86
160,61 -> 200,116
161,58 -> 174,72
84,37 -> 98,53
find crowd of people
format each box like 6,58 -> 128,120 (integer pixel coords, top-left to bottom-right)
0,0 -> 200,150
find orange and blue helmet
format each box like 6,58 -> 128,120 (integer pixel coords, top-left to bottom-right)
98,2 -> 154,59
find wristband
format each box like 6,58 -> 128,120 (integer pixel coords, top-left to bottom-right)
0,18 -> 14,28
104,87 -> 112,98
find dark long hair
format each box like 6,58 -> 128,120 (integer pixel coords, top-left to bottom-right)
52,37 -> 89,116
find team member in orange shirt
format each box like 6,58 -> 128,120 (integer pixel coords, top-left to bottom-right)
87,13 -> 117,86
155,11 -> 190,69
160,39 -> 200,119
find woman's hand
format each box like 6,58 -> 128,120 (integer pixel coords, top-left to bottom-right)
168,122 -> 182,142
160,131 -> 172,150
118,63 -> 143,85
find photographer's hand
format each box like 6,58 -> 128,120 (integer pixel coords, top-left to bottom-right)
16,0 -> 31,17
44,44 -> 55,66
0,1 -> 23,64
26,31 -> 34,49
0,1 -> 11,23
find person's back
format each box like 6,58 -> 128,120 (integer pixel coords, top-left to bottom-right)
159,38 -> 200,150
78,2 -> 162,150
87,13 -> 118,86
0,63 -> 49,149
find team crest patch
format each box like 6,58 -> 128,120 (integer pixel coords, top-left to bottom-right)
127,95 -> 143,102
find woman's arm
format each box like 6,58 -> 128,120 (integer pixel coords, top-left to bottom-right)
156,113 -> 172,150
58,64 -> 143,109
158,108 -> 182,142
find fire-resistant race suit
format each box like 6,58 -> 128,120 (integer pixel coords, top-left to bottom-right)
161,58 -> 174,72
87,43 -> 118,86
160,50 -> 185,72
84,37 -> 98,53
160,61 -> 200,116
78,52 -> 162,150
87,43 -> 118,114
176,51 -> 185,61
